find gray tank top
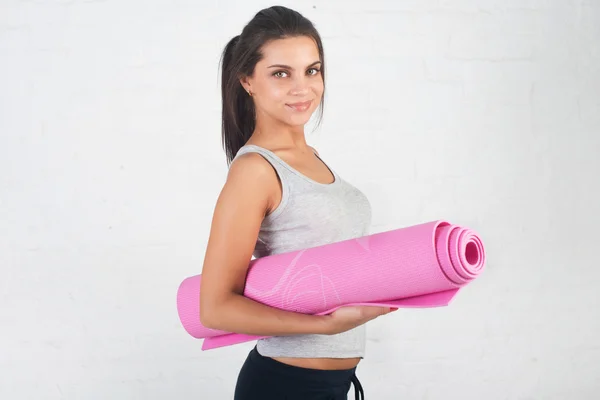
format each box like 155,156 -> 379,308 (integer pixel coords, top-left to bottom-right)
232,144 -> 372,359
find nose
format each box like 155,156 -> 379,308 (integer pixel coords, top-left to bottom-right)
289,75 -> 310,96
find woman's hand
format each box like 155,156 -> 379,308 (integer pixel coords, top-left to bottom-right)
323,305 -> 396,335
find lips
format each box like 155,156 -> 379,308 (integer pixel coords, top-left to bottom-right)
286,100 -> 312,112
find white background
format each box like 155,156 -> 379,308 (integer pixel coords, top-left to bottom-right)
1,0 -> 599,399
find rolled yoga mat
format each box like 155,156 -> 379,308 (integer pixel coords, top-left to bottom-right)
177,219 -> 486,350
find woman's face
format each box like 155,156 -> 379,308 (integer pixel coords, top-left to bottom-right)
241,36 -> 324,127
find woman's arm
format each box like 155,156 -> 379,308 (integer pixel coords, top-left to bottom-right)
199,152 -> 332,336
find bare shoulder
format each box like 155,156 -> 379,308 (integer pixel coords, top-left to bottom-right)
222,152 -> 278,215
227,152 -> 277,185
307,145 -> 320,156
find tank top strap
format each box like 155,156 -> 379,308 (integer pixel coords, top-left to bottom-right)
234,144 -> 341,188
233,145 -> 296,180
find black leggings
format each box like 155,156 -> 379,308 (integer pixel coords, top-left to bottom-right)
234,346 -> 365,400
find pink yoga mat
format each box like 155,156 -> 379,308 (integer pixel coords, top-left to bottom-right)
177,220 -> 485,350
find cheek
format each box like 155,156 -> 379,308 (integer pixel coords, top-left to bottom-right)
312,79 -> 324,96
272,86 -> 289,101
261,81 -> 287,103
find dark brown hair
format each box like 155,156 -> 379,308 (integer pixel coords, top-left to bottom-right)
220,6 -> 326,165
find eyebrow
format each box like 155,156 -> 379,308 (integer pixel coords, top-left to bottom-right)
267,61 -> 322,70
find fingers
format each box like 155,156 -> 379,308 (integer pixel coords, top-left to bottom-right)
373,307 -> 390,317
380,306 -> 397,315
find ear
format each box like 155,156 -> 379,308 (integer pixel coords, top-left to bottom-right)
239,75 -> 252,94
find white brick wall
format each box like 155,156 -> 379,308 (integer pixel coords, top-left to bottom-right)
1,0 -> 599,399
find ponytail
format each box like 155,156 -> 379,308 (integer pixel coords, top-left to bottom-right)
220,35 -> 256,166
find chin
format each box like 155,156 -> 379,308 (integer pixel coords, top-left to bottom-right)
287,116 -> 312,126
284,111 -> 315,126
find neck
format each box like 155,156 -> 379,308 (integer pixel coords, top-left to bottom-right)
251,110 -> 309,151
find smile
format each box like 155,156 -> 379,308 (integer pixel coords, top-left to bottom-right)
285,100 -> 312,112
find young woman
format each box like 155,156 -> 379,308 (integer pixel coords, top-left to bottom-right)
199,6 -> 394,399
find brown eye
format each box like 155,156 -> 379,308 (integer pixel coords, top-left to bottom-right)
273,71 -> 288,78
307,68 -> 320,76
